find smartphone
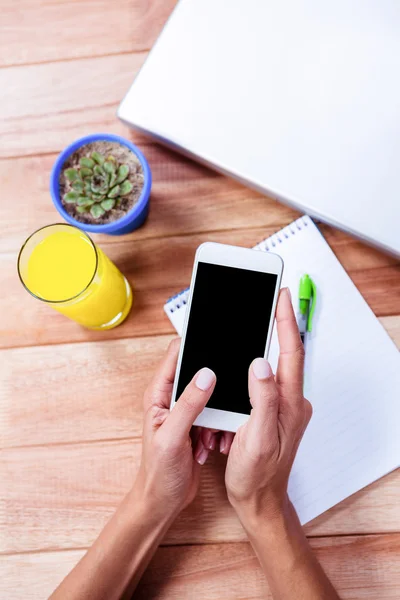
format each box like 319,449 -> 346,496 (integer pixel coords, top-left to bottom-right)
170,242 -> 283,432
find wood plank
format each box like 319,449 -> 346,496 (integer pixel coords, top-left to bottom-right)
137,535 -> 400,600
0,0 -> 176,67
346,266 -> 400,319
0,150 -> 298,254
318,224 -> 400,271
305,470 -> 400,537
4,228 -> 400,350
3,150 -> 400,263
0,336 -> 171,449
0,53 -> 146,158
1,535 -> 399,600
1,322 -> 399,450
1,435 -> 399,553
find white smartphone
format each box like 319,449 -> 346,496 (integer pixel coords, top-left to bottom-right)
170,242 -> 283,432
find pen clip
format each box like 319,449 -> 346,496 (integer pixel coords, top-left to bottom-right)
307,278 -> 317,332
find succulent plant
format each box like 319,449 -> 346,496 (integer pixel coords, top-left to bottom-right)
63,151 -> 133,219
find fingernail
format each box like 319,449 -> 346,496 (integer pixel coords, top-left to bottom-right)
252,357 -> 272,380
196,447 -> 209,465
195,367 -> 216,391
208,435 -> 216,451
285,287 -> 292,301
220,437 -> 226,453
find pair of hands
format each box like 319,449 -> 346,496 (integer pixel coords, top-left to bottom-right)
50,287 -> 341,600
50,287 -> 339,600
136,288 -> 312,526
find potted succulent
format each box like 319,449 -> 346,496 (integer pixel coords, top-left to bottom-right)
50,133 -> 152,235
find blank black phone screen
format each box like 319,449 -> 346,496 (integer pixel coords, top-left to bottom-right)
176,262 -> 278,415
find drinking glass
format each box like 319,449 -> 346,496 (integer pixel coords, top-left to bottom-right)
18,224 -> 133,329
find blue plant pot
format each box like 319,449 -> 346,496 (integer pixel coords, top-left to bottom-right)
50,133 -> 152,235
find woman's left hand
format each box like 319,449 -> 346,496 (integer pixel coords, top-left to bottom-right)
50,339 -> 225,600
135,339 -> 226,519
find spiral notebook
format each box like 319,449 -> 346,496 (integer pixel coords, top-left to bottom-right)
164,216 -> 400,525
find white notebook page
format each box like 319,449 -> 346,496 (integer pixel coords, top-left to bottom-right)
164,216 -> 400,524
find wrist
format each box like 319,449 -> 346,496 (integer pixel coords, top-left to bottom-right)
232,493 -> 295,539
127,476 -> 180,528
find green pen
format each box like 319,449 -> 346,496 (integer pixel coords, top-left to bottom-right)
297,274 -> 317,345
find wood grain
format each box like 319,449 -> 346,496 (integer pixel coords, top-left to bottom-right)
0,150 -> 299,254
3,149 -> 400,262
0,0 -> 176,67
4,227 -> 400,350
1,324 -> 399,450
137,535 -> 400,600
0,53 -> 145,158
1,0 -> 399,596
0,335 -> 170,448
1,435 -> 399,553
1,535 -> 399,600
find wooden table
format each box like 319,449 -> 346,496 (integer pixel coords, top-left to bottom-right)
1,2 -> 399,598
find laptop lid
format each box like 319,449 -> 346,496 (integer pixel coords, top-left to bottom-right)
118,0 -> 400,255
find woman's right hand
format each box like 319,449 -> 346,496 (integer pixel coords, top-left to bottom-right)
225,288 -> 313,527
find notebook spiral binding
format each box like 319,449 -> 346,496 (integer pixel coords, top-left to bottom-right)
255,215 -> 309,252
166,215 -> 311,313
167,288 -> 190,313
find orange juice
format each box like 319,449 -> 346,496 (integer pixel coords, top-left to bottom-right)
18,225 -> 132,329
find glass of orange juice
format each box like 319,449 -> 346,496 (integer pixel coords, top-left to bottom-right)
18,224 -> 133,329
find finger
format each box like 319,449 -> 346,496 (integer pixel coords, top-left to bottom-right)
276,288 -> 305,401
143,338 -> 180,411
286,398 -> 313,464
219,431 -> 235,455
246,358 -> 279,445
201,428 -> 218,451
190,426 -> 202,449
165,368 -> 216,442
194,435 -> 210,465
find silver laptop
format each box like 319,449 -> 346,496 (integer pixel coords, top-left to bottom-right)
118,0 -> 400,255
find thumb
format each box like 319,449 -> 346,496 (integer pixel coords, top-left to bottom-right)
166,368 -> 216,442
246,358 -> 279,445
